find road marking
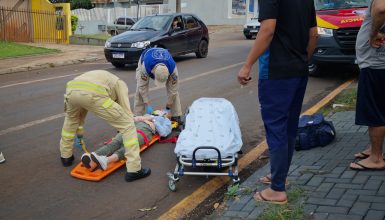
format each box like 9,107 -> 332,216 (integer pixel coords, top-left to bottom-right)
0,73 -> 80,89
158,79 -> 354,220
0,62 -> 244,136
0,113 -> 65,136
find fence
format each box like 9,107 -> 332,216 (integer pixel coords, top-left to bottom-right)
72,4 -> 170,24
0,7 -> 67,43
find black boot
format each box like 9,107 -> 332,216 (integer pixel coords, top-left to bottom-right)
125,168 -> 151,182
61,155 -> 74,167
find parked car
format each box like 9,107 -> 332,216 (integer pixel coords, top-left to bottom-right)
99,17 -> 138,36
243,17 -> 260,39
104,13 -> 209,68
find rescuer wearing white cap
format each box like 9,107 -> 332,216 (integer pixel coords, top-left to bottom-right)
134,47 -> 182,121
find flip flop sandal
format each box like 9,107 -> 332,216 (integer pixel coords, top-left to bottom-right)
354,152 -> 385,160
253,192 -> 288,205
354,152 -> 370,159
350,161 -> 385,171
259,175 -> 289,186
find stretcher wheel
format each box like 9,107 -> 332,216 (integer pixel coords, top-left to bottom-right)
232,177 -> 240,185
168,179 -> 177,192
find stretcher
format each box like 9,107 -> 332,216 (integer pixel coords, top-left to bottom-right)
70,121 -> 178,181
167,98 -> 243,191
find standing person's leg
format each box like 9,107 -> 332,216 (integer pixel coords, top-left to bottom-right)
60,91 -> 85,166
134,66 -> 149,116
286,77 -> 308,174
255,78 -> 301,203
350,126 -> 385,170
351,68 -> 385,170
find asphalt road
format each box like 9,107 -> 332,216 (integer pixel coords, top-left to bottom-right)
0,32 -> 349,219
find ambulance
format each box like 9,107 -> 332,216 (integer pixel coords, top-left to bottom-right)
309,0 -> 369,76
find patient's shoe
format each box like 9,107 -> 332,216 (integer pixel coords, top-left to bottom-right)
90,152 -> 108,171
0,152 -> 5,164
81,153 -> 92,169
125,168 -> 151,182
61,155 -> 74,167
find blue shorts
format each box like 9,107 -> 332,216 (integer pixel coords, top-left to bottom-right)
355,68 -> 385,126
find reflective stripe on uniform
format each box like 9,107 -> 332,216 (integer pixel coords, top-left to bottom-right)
124,137 -> 139,147
102,98 -> 114,109
61,129 -> 75,139
67,81 -> 108,95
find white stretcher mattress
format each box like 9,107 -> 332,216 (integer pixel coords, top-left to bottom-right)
175,98 -> 243,159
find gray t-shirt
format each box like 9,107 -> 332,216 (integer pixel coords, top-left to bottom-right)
356,0 -> 385,69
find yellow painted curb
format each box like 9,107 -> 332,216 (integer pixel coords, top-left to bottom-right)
158,79 -> 354,220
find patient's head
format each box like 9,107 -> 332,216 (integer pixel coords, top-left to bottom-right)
154,116 -> 172,137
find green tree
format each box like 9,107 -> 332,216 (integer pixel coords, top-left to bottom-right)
49,0 -> 93,10
71,0 -> 93,10
71,15 -> 79,33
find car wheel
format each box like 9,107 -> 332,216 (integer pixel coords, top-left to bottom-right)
111,62 -> 125,68
110,30 -> 117,36
245,35 -> 252,39
195,40 -> 208,58
308,62 -> 321,77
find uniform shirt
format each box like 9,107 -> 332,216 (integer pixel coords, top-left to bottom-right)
71,70 -> 132,116
258,0 -> 317,79
136,50 -> 179,106
356,0 -> 385,69
140,48 -> 176,79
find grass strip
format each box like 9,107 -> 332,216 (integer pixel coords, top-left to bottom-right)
0,41 -> 59,59
318,87 -> 357,116
73,34 -> 111,40
257,187 -> 306,220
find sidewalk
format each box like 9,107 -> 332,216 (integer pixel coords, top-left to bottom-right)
208,111 -> 385,220
0,43 -> 104,75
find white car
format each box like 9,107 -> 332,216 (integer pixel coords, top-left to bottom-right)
243,17 -> 260,39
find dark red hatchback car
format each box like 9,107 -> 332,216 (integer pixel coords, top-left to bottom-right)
104,13 -> 209,68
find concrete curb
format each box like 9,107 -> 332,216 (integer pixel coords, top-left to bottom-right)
0,56 -> 101,75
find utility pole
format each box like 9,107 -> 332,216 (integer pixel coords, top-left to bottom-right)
176,0 -> 181,13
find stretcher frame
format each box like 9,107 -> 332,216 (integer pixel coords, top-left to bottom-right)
167,146 -> 240,192
70,121 -> 178,181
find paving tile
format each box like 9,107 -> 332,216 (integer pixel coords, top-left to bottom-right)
241,200 -> 256,212
307,176 -> 325,187
363,180 -> 382,191
307,198 -> 338,206
247,205 -> 267,219
316,206 -> 348,214
364,210 -> 385,220
371,203 -> 385,211
351,175 -> 369,184
336,194 -> 358,207
340,170 -> 357,179
346,189 -> 377,196
324,177 -> 352,184
316,182 -> 334,193
313,212 -> 329,220
358,195 -> 385,203
223,211 -> 249,218
303,204 -> 318,215
334,183 -> 362,189
326,188 -> 345,199
327,214 -> 363,220
349,202 -> 370,216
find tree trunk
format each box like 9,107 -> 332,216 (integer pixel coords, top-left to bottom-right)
176,0 -> 181,13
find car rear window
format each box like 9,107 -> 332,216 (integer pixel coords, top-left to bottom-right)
184,15 -> 199,29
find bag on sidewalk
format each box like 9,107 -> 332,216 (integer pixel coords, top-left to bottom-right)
295,113 -> 336,151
